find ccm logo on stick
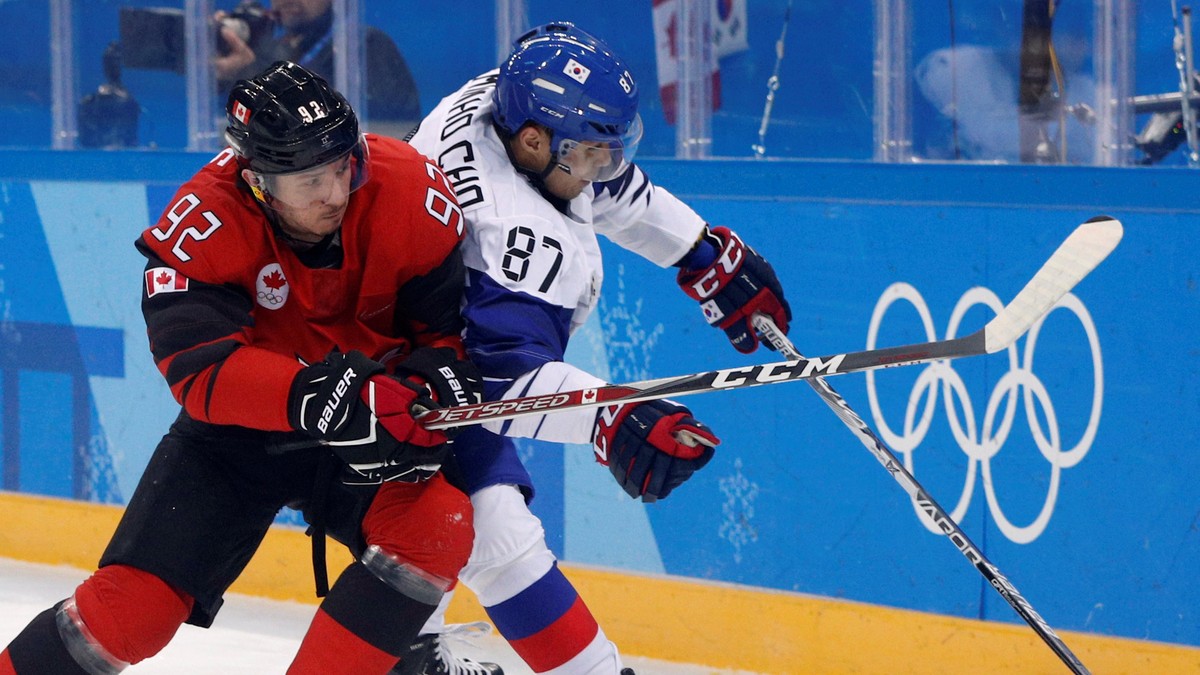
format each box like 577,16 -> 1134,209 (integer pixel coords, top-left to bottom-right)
710,355 -> 846,388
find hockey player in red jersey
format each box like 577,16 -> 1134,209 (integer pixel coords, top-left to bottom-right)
0,62 -> 479,675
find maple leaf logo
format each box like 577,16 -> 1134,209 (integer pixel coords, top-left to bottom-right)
255,262 -> 289,310
262,269 -> 287,290
155,270 -> 173,287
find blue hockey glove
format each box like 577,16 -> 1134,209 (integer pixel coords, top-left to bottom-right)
677,226 -> 792,354
592,398 -> 718,500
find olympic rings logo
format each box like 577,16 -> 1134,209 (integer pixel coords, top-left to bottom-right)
865,283 -> 1103,544
255,263 -> 289,310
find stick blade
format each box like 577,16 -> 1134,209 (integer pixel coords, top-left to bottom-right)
984,216 -> 1123,353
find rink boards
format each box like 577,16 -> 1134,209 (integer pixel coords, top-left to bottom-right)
0,151 -> 1198,673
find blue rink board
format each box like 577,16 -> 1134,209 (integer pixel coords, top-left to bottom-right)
0,151 -> 1196,648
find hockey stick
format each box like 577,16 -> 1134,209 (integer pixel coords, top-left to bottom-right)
419,216 -> 1123,431
751,313 -> 1091,675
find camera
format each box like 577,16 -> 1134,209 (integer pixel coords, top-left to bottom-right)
118,3 -> 276,72
218,2 -> 276,55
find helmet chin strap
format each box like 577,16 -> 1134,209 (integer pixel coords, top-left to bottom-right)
543,156 -> 565,180
494,121 -> 580,213
541,135 -> 570,180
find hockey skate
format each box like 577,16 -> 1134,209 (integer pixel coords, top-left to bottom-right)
390,623 -> 504,675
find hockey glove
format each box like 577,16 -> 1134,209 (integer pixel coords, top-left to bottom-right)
592,399 -> 719,500
384,346 -> 483,438
676,226 -> 792,354
288,350 -> 449,484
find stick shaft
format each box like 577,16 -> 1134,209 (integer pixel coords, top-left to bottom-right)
754,315 -> 1090,675
418,216 -> 1121,432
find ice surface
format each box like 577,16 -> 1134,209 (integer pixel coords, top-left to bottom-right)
0,558 -> 753,674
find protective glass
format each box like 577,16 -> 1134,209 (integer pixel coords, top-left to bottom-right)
253,135 -> 372,210
554,114 -> 644,183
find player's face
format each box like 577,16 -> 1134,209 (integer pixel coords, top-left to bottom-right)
261,154 -> 353,241
543,166 -> 590,201
559,141 -> 615,182
271,0 -> 331,29
544,141 -> 612,200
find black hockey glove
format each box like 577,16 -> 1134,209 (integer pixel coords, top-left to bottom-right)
676,226 -> 792,354
592,398 -> 719,501
384,346 -> 483,439
288,350 -> 449,484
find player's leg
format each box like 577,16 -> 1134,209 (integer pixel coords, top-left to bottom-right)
1,421 -> 280,672
290,473 -> 474,674
393,429 -> 624,675
461,484 -> 624,675
2,564 -> 195,674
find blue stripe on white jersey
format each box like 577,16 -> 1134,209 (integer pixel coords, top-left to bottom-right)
462,268 -> 575,400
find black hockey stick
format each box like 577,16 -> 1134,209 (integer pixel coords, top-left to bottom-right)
419,216 -> 1123,431
751,312 -> 1091,675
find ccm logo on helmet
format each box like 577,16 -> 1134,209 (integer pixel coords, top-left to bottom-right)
317,367 -> 358,434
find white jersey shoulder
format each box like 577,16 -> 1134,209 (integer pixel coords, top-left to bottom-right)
409,71 -> 603,330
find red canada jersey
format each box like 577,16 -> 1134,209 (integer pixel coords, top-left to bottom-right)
137,135 -> 467,431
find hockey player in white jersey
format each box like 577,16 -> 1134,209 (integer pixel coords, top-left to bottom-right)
394,21 -> 791,675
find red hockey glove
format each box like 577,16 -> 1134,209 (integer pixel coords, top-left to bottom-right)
676,226 -> 792,354
592,398 -> 719,501
383,346 -> 483,438
288,350 -> 449,484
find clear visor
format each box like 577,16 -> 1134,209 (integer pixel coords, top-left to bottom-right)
553,114 -> 643,183
252,136 -> 371,210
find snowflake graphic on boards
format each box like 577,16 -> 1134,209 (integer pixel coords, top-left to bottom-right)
598,263 -> 665,383
718,458 -> 759,564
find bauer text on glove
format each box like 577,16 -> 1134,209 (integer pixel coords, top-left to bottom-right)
287,349 -> 449,483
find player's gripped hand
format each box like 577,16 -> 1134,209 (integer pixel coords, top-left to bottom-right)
288,350 -> 449,484
592,398 -> 718,501
676,226 -> 792,354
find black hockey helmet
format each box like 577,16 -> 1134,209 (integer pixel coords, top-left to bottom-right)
225,61 -> 364,176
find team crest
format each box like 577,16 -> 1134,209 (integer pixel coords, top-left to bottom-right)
145,267 -> 189,298
256,263 -> 289,310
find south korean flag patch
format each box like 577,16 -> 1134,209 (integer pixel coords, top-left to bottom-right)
700,299 -> 725,325
145,267 -> 190,298
563,58 -> 591,84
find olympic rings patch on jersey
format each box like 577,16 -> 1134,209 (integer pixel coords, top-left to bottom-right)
865,283 -> 1104,544
145,267 -> 189,298
255,262 -> 290,310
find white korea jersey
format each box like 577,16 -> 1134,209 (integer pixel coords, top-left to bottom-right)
407,70 -> 707,444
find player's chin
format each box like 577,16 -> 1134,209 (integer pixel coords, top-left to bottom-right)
304,214 -> 344,237
555,181 -> 590,200
321,207 -> 347,226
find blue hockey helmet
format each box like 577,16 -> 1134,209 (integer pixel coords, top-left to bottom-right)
494,22 -> 643,182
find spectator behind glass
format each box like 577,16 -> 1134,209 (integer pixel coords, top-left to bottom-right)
216,0 -> 420,135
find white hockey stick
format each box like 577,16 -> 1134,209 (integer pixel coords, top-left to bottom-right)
752,312 -> 1091,674
419,216 -> 1123,431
